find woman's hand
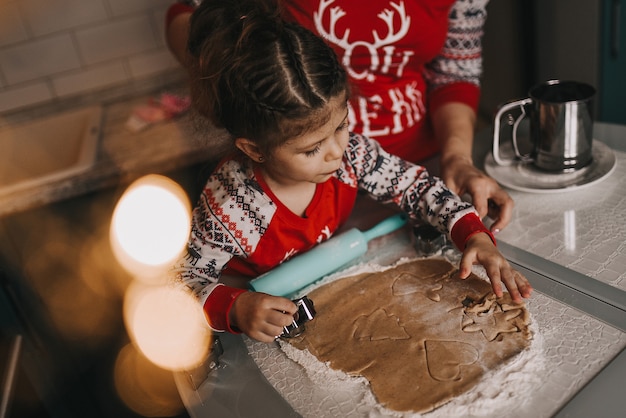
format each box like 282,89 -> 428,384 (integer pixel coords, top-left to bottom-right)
441,157 -> 514,232
460,232 -> 532,303
229,292 -> 297,342
432,102 -> 514,233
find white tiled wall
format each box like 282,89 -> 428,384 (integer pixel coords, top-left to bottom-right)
0,0 -> 181,113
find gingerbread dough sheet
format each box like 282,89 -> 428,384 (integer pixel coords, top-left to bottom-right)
289,258 -> 532,414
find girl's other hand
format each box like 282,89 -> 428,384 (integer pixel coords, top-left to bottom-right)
229,292 -> 298,342
459,233 -> 533,303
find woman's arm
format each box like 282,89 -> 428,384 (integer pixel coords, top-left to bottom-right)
431,102 -> 514,232
423,0 -> 513,231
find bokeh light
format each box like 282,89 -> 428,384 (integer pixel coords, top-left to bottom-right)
114,343 -> 186,417
124,282 -> 212,371
110,174 -> 191,282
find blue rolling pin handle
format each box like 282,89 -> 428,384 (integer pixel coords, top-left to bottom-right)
249,213 -> 409,297
249,228 -> 367,297
362,213 -> 408,242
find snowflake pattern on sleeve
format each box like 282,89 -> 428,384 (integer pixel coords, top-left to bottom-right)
339,132 -> 476,235
172,159 -> 275,302
423,0 -> 488,90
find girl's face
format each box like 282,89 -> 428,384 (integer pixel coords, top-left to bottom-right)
263,96 -> 350,186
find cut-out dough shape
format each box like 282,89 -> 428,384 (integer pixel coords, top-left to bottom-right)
426,283 -> 443,302
289,258 -> 532,413
392,273 -> 443,302
391,272 -> 422,296
425,340 -> 479,381
353,308 -> 409,341
461,294 -> 526,341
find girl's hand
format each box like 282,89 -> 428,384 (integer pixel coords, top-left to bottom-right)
459,233 -> 533,303
229,292 -> 297,342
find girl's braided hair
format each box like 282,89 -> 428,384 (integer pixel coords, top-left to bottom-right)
187,0 -> 349,153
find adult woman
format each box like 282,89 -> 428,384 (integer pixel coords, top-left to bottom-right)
166,0 -> 513,232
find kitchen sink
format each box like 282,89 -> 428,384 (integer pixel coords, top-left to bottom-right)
0,106 -> 102,197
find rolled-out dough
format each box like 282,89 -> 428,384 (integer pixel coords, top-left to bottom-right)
289,258 -> 532,413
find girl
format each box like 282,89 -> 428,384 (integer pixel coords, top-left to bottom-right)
173,0 -> 531,343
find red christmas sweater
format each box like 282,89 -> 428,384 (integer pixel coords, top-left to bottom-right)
281,0 -> 487,162
167,0 -> 487,163
172,133 -> 493,333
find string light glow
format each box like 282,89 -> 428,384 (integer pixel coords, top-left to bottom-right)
124,282 -> 211,371
110,174 -> 191,281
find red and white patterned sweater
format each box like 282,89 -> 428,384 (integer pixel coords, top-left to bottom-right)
173,133 -> 491,332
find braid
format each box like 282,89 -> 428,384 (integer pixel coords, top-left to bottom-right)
188,0 -> 348,152
279,25 -> 321,108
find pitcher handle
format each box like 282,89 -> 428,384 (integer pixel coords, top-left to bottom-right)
492,98 -> 532,166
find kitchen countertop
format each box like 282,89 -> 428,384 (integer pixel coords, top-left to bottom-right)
474,121 -> 626,417
0,85 -> 232,218
174,121 -> 626,418
175,203 -> 626,418
474,122 -> 626,294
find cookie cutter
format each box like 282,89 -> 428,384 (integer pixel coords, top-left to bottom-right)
278,296 -> 316,339
185,334 -> 224,389
412,224 -> 449,256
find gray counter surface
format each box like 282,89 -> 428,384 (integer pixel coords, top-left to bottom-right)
175,120 -> 626,417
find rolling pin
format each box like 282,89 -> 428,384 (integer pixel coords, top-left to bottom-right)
249,213 -> 408,297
